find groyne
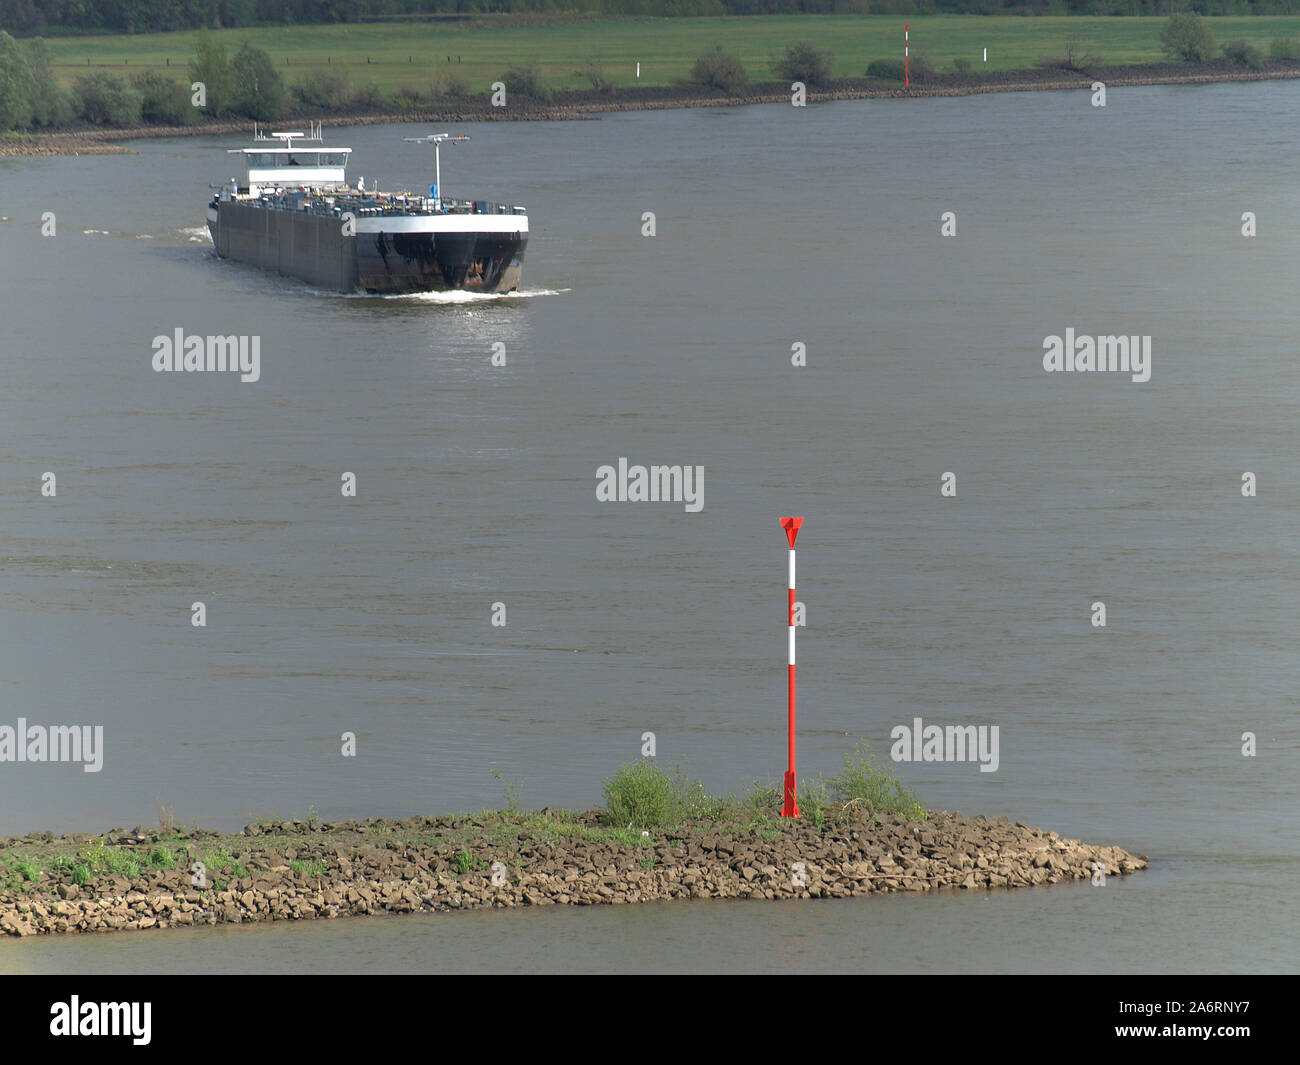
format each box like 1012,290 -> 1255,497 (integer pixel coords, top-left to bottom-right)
0,808 -> 1147,937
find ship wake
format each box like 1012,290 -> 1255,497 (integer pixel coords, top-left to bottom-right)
347,287 -> 569,303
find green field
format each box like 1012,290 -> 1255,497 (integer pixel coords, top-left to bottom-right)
43,15 -> 1300,94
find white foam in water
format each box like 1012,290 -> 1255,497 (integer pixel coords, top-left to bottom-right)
375,287 -> 569,303
179,226 -> 212,243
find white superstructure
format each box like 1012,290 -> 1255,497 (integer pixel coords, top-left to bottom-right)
228,123 -> 350,196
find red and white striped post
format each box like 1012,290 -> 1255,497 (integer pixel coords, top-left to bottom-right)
780,517 -> 804,818
904,24 -> 910,88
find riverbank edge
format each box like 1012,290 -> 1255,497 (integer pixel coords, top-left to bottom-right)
3,60 -> 1298,157
0,808 -> 1148,937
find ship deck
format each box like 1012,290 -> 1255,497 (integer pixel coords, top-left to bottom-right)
221,188 -> 526,222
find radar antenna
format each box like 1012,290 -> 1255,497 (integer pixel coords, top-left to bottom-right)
401,133 -> 471,211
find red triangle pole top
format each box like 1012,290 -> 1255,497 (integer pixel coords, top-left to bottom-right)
780,517 -> 803,548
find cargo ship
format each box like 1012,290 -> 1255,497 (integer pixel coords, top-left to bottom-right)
206,124 -> 528,294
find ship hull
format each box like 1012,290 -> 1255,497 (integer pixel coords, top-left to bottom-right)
358,229 -> 524,295
207,201 -> 527,294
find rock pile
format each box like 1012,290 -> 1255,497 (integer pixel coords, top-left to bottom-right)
0,810 -> 1147,937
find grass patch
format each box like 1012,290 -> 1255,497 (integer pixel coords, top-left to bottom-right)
74,838 -> 145,880
289,858 -> 329,877
490,769 -> 525,816
103,850 -> 140,879
201,847 -> 248,880
825,741 -> 927,823
602,759 -> 691,830
10,856 -> 43,882
453,850 -> 483,875
797,778 -> 831,829
603,742 -> 923,833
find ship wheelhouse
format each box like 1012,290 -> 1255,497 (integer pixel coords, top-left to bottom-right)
228,123 -> 349,197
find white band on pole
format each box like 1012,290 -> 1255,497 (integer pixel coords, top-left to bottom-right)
788,550 -> 796,590
788,625 -> 796,666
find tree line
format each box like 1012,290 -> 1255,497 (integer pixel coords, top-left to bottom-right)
6,1 -> 1300,38
0,30 -> 292,128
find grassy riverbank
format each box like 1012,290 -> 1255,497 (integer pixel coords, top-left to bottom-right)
0,749 -> 1147,937
39,15 -> 1300,92
6,59 -> 1300,159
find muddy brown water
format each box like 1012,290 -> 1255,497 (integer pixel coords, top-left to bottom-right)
0,83 -> 1296,972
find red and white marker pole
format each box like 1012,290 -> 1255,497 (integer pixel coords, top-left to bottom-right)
905,24 -> 910,88
780,517 -> 804,818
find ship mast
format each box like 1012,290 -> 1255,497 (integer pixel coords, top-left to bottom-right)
402,133 -> 470,212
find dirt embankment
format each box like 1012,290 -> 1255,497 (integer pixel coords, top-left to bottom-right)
2,58 -> 1297,158
0,809 -> 1147,937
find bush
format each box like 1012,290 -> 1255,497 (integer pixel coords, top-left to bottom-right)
908,46 -> 937,83
392,84 -> 427,113
602,760 -> 691,829
1222,39 -> 1264,70
72,72 -> 142,127
866,58 -> 906,81
131,71 -> 195,125
1040,34 -> 1102,72
502,63 -> 553,103
292,68 -> 351,110
1160,12 -> 1217,64
576,56 -> 615,94
1269,37 -> 1300,60
395,83 -> 424,104
826,741 -> 926,821
349,81 -> 387,111
680,779 -> 732,822
231,42 -> 287,121
773,41 -> 833,86
690,44 -> 749,95
797,778 -> 831,828
953,57 -> 971,74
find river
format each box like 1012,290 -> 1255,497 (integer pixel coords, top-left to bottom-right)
1,82 -> 1296,972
